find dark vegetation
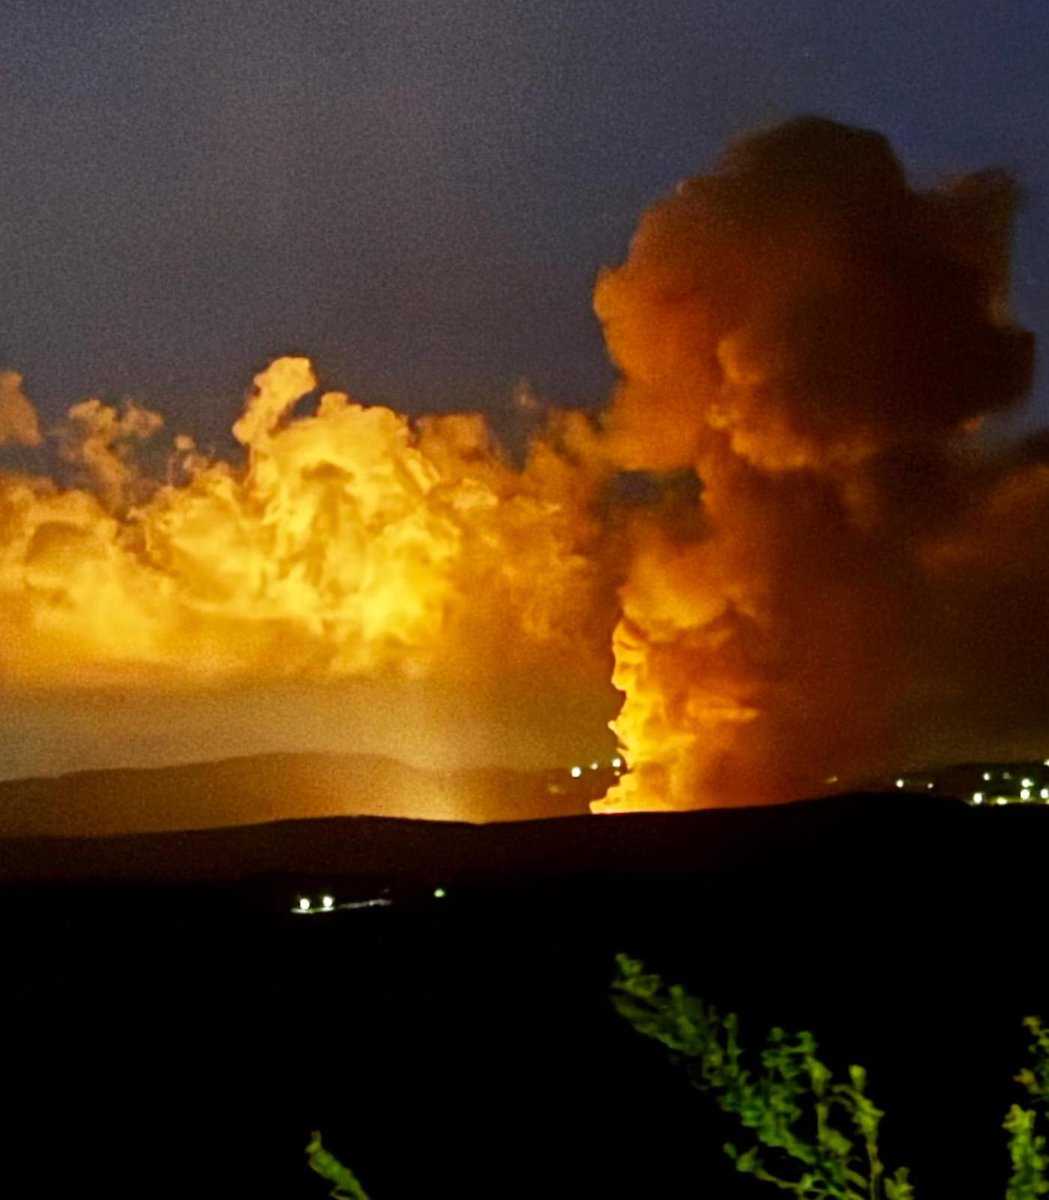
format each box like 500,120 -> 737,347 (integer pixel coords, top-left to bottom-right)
1,784 -> 1046,1196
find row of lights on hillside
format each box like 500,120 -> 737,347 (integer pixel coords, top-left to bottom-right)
973,761 -> 1049,806
971,784 -> 1049,805
893,761 -> 1049,806
570,756 -> 624,779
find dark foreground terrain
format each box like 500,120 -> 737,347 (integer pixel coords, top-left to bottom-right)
2,791 -> 1046,1198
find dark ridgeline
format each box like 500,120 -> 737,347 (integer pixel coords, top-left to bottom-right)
0,781 -> 1043,1198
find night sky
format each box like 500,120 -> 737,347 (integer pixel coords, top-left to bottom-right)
3,1 -> 1048,443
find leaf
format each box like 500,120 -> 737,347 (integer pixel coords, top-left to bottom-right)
885,1166 -> 915,1200
733,1146 -> 762,1175
305,1132 -> 373,1200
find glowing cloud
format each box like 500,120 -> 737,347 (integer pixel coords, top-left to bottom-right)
3,117 -> 1049,819
595,117 -> 1036,810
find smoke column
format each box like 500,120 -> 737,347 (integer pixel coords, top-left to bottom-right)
595,117 -> 1035,810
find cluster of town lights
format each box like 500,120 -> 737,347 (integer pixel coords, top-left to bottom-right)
569,756 -> 623,780
892,761 -> 1049,807
970,783 -> 1049,806
970,762 -> 1049,806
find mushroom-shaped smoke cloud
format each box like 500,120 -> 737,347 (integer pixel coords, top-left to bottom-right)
595,116 -> 1035,810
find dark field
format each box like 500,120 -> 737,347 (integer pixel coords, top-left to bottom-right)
2,793 -> 1044,1198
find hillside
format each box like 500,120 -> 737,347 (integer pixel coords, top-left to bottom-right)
0,785 -> 1041,889
0,751 -> 612,839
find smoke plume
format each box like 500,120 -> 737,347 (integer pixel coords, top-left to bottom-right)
0,357 -> 618,788
595,116 -> 1036,810
0,372 -> 41,447
1,116 -> 1046,815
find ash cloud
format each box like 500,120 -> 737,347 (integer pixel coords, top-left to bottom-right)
595,116 -> 1040,809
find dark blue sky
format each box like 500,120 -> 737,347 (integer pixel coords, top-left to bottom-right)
3,0 -> 1048,442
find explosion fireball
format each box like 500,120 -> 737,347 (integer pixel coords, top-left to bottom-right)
1,118 -> 1045,813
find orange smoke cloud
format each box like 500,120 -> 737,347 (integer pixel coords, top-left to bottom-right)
3,116 -> 1048,815
595,116 -> 1037,811
0,356 -> 616,689
0,371 -> 41,447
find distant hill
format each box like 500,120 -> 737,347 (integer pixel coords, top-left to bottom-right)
5,748 -> 1049,896
2,787 -> 1046,891
0,751 -> 610,839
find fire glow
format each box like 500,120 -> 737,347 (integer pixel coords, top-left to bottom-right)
1,118 -> 1046,814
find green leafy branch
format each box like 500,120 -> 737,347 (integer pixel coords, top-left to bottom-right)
612,953 -> 913,1200
305,1131 -> 372,1200
306,961 -> 1049,1199
1005,1018 -> 1049,1200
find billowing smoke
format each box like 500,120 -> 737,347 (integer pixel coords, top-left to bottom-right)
1,116 -> 1046,814
0,357 -> 619,785
595,116 -> 1037,810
